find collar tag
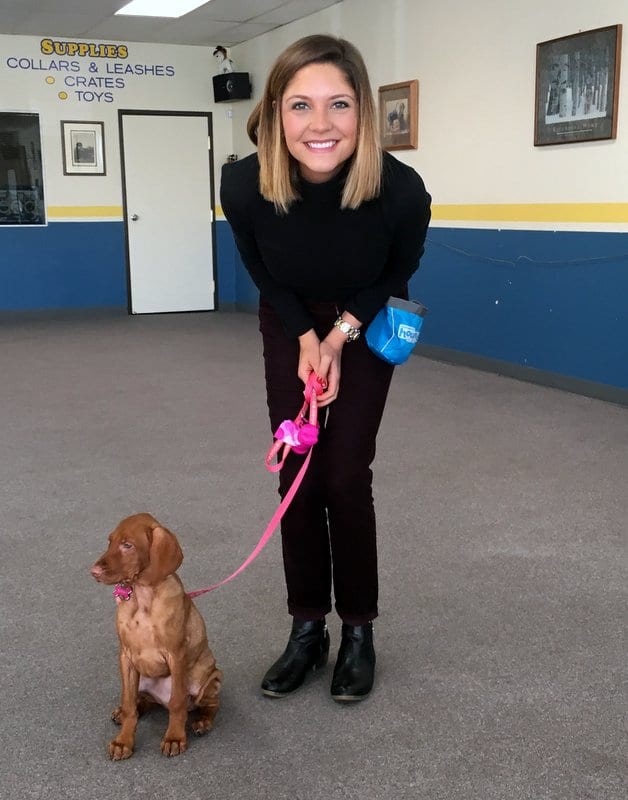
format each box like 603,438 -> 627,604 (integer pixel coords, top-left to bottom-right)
113,584 -> 133,601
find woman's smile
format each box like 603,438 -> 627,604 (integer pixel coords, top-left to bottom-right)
305,140 -> 338,149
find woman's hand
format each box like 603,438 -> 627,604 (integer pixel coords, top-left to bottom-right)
298,313 -> 361,407
298,328 -> 339,406
317,311 -> 362,406
297,329 -> 322,386
316,335 -> 343,406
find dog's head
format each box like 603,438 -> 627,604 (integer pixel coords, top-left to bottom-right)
90,513 -> 183,586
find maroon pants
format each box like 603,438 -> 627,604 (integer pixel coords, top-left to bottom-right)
259,299 -> 395,625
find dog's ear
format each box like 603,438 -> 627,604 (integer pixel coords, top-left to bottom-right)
141,525 -> 183,584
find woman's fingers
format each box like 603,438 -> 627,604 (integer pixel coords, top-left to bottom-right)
315,349 -> 340,406
298,329 -> 321,384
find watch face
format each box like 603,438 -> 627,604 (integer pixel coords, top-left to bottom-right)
340,321 -> 351,334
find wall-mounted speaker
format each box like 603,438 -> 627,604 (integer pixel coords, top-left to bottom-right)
212,72 -> 252,103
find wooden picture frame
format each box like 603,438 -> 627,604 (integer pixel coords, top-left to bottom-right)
61,120 -> 106,175
378,79 -> 418,151
534,25 -> 622,146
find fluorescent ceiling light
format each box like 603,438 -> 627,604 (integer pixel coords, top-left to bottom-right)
116,0 -> 209,18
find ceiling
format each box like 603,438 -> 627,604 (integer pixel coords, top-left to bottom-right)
0,0 -> 343,47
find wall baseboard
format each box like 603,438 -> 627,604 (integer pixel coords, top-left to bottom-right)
415,344 -> 628,407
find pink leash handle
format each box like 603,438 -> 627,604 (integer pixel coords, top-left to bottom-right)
188,373 -> 324,599
264,373 -> 321,472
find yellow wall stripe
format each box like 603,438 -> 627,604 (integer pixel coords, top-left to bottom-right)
46,203 -> 628,224
47,206 -> 123,218
432,203 -> 628,223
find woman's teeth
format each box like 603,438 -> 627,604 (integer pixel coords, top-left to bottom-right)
306,141 -> 336,149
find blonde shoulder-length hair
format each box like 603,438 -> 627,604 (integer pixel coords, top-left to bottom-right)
247,34 -> 382,214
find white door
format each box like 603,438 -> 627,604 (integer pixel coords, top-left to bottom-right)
121,112 -> 215,313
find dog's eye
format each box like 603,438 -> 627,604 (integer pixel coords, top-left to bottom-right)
120,541 -> 134,551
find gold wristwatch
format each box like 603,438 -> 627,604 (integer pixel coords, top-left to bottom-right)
333,316 -> 361,342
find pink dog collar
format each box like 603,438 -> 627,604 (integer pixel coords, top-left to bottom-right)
113,584 -> 133,601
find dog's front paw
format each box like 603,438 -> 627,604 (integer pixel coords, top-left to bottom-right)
191,716 -> 213,736
109,737 -> 134,760
160,734 -> 187,757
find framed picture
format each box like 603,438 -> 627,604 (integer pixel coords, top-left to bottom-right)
378,80 -> 418,151
61,120 -> 106,175
534,25 -> 622,146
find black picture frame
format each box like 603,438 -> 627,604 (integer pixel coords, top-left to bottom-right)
61,120 -> 106,175
534,25 -> 622,146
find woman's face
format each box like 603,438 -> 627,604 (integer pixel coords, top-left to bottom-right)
280,62 -> 358,184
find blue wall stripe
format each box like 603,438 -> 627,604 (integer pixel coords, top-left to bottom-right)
219,222 -> 628,390
1,220 -> 626,390
0,222 -> 127,309
412,229 -> 628,388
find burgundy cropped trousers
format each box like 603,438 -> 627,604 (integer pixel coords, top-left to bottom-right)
259,298 -> 395,625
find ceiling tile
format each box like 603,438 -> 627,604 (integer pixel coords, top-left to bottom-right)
216,22 -> 278,43
32,0 -> 124,12
0,9 -> 33,31
191,0 -> 288,23
0,0 -> 41,9
83,17 -> 174,42
6,12 -> 110,38
0,0 -> 346,45
152,19 -> 240,47
252,0 -> 340,25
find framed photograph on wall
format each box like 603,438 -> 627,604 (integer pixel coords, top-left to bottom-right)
378,80 -> 418,151
61,120 -> 106,175
534,25 -> 622,146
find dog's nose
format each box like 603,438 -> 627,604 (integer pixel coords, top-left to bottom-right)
90,564 -> 103,578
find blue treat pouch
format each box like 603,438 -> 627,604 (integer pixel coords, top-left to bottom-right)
365,297 -> 428,365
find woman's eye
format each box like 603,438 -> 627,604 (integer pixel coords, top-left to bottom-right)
332,100 -> 350,109
291,101 -> 309,110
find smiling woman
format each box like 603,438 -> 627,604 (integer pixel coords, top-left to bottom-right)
220,34 -> 431,706
247,35 -> 382,214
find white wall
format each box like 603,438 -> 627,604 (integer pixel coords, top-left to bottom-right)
227,0 -> 628,220
2,0 -> 626,226
0,34 -> 234,211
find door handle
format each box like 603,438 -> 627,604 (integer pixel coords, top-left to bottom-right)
131,213 -> 140,221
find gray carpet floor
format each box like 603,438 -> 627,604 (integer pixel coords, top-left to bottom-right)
1,310 -> 626,800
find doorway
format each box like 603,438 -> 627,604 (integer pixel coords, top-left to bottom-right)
119,110 -> 216,314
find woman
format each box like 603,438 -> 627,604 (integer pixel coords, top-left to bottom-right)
221,34 -> 431,702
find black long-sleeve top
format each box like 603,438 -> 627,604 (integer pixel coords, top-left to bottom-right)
220,150 -> 431,338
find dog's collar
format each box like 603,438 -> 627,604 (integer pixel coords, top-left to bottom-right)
113,583 -> 133,601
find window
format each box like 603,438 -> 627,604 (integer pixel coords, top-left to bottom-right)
0,113 -> 46,225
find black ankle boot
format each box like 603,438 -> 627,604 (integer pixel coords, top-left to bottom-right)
330,622 -> 375,702
261,618 -> 330,697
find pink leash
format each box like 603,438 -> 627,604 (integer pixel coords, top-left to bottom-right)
186,373 -> 324,599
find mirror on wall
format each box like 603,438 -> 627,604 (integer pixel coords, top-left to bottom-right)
0,113 -> 46,225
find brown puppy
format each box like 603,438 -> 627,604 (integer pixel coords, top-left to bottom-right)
90,513 -> 222,760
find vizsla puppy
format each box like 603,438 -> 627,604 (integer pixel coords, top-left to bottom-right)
90,513 -> 222,760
